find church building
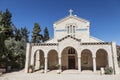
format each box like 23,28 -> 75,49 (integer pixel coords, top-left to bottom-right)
25,10 -> 119,74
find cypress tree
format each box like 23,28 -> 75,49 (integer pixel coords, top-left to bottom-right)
1,9 -> 13,39
0,11 -> 4,33
21,27 -> 29,42
43,27 -> 49,42
31,23 -> 42,43
14,27 -> 22,41
0,11 -> 6,64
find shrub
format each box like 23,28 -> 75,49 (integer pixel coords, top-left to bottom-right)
104,67 -> 113,75
29,65 -> 33,69
56,64 -> 60,69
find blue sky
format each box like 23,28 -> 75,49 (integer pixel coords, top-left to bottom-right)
0,0 -> 120,44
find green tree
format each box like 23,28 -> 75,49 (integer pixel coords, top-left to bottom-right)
31,23 -> 42,43
5,38 -> 26,69
0,9 -> 29,69
0,11 -> 5,33
0,11 -> 6,67
14,27 -> 22,41
21,27 -> 29,42
0,30 -> 6,67
0,11 -> 2,24
43,27 -> 49,42
1,9 -> 13,39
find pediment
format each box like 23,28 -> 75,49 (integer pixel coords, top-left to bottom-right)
54,15 -> 89,25
58,35 -> 81,42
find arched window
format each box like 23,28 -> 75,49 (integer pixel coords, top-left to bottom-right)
70,25 -> 72,33
73,26 -> 75,33
67,25 -> 76,34
67,26 -> 69,33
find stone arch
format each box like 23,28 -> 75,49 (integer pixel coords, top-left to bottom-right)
60,45 -> 79,56
48,49 -> 58,70
61,46 -> 78,70
34,49 -> 44,71
81,49 -> 93,70
96,49 -> 108,70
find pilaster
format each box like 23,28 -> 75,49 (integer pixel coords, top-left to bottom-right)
111,42 -> 119,74
25,43 -> 31,73
58,57 -> 62,70
34,50 -> 40,70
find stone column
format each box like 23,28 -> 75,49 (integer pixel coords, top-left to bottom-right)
44,57 -> 48,73
25,43 -> 31,73
93,57 -> 96,72
58,57 -> 61,70
111,42 -> 119,74
78,57 -> 81,72
34,51 -> 40,70
108,51 -> 114,68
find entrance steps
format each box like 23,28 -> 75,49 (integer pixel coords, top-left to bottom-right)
34,69 -> 101,75
62,70 -> 100,75
62,69 -> 79,74
81,70 -> 100,75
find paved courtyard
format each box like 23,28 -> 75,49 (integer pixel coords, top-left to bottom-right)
0,70 -> 120,80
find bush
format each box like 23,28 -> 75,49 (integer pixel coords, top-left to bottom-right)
29,65 -> 34,69
104,67 -> 113,75
56,64 -> 60,69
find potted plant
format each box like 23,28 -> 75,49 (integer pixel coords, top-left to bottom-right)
40,65 -> 44,73
56,64 -> 61,74
28,65 -> 33,73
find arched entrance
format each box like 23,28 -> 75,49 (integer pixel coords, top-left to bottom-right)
48,50 -> 58,70
96,49 -> 108,70
81,49 -> 93,71
34,50 -> 44,71
61,47 -> 78,70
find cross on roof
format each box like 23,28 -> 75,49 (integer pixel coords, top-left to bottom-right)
69,9 -> 73,16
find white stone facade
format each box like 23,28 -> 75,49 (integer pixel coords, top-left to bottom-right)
25,10 -> 119,74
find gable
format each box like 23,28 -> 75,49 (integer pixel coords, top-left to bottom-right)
54,15 -> 89,26
53,10 -> 90,42
53,15 -> 90,41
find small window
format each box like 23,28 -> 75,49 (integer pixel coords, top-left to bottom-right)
67,25 -> 76,34
73,26 -> 75,33
67,26 -> 69,33
70,25 -> 72,33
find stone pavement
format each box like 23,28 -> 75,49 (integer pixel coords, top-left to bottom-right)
0,70 -> 120,80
